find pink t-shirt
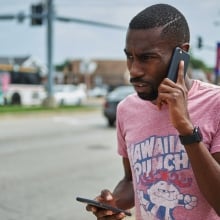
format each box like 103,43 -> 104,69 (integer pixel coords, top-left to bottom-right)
117,80 -> 220,220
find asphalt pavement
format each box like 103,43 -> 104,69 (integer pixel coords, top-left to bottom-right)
0,106 -> 135,220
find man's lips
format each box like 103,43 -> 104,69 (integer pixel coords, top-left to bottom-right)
131,82 -> 148,87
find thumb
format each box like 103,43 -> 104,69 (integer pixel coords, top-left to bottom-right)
100,189 -> 113,201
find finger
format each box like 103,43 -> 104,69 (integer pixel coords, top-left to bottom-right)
86,204 -> 97,213
100,189 -> 113,201
98,212 -> 126,220
157,81 -> 175,108
156,97 -> 165,110
95,209 -> 114,218
110,212 -> 126,220
96,210 -> 126,219
176,60 -> 185,84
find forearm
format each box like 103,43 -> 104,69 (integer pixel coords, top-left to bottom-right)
185,142 -> 220,215
112,177 -> 134,210
173,109 -> 220,214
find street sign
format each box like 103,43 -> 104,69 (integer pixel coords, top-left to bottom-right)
80,59 -> 97,75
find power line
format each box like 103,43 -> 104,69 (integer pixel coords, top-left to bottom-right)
0,0 -> 127,107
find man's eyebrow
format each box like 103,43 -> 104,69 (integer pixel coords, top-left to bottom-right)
124,49 -> 160,58
137,52 -> 159,57
124,49 -> 151,55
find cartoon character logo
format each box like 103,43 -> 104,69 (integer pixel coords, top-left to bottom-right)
137,170 -> 197,219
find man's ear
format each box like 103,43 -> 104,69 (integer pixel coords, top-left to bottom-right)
180,43 -> 190,52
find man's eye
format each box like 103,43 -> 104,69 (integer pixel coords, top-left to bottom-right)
140,55 -> 153,61
126,54 -> 133,60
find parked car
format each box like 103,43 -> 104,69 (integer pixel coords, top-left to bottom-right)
88,86 -> 108,97
54,84 -> 86,106
103,85 -> 135,127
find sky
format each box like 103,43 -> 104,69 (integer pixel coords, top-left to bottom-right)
0,0 -> 219,68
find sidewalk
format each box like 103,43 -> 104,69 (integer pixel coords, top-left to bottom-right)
85,97 -> 136,220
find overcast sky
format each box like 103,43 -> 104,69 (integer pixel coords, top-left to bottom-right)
0,0 -> 219,67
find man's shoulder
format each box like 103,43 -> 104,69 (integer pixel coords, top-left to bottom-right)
191,80 -> 220,110
197,80 -> 220,91
192,80 -> 220,97
117,93 -> 137,110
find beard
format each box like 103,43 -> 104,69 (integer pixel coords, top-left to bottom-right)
137,89 -> 158,101
130,77 -> 158,101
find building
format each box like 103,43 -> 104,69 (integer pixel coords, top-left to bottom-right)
63,59 -> 130,90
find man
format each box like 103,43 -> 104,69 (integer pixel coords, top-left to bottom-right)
87,4 -> 220,219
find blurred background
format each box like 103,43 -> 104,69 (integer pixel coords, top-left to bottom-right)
0,0 -> 219,219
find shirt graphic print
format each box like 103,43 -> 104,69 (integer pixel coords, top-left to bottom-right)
128,134 -> 197,219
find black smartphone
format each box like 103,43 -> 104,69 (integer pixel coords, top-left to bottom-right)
167,47 -> 190,82
76,196 -> 132,216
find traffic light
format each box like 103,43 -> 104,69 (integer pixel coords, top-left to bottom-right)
31,3 -> 44,26
197,36 -> 203,49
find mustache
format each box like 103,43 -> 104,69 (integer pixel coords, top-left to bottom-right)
130,77 -> 146,84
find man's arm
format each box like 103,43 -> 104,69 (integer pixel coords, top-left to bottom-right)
184,144 -> 220,216
113,157 -> 134,210
157,61 -> 220,216
86,157 -> 134,219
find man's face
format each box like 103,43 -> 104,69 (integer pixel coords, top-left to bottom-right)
124,27 -> 173,101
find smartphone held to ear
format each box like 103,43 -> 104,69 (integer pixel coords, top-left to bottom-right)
167,47 -> 190,82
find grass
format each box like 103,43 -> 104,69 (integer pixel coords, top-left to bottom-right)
0,105 -> 99,115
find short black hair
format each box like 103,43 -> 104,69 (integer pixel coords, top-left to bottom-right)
129,4 -> 190,46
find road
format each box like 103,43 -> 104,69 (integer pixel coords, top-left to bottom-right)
0,110 -> 133,220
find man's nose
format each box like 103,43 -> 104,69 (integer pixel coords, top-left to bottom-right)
129,60 -> 144,78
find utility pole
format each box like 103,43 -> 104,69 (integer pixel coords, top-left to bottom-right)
0,1 -> 126,107
43,0 -> 56,107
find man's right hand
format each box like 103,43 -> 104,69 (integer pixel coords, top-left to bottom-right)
86,189 -> 127,220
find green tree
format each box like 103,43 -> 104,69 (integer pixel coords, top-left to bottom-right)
190,54 -> 213,73
55,60 -> 71,71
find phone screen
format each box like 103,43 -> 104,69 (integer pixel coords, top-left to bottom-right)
76,197 -> 132,216
167,47 -> 190,82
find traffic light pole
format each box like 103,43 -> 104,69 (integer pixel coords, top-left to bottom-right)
47,0 -> 53,98
43,0 -> 56,107
0,0 -> 126,107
